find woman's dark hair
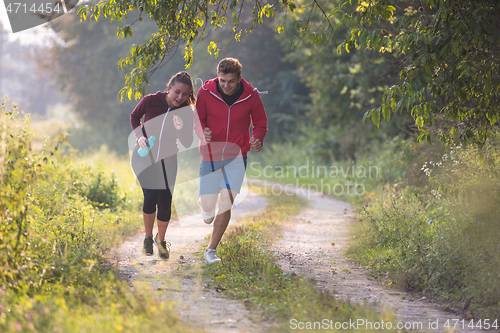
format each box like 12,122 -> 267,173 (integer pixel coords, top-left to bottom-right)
167,71 -> 196,105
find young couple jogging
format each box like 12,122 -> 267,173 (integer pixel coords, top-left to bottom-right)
130,57 -> 268,263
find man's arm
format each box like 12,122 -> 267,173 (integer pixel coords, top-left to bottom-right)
250,92 -> 268,151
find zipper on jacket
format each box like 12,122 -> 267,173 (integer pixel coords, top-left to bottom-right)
208,91 -> 251,160
156,107 -> 171,163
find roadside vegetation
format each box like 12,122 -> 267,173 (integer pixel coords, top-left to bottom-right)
352,137 -> 500,319
248,134 -> 500,320
2,98 -> 395,333
0,99 -> 198,332
4,0 -> 498,329
202,187 -> 392,332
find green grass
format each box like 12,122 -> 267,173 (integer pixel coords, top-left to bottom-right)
246,138 -> 422,206
348,139 -> 500,319
248,136 -> 500,319
8,90 -> 500,330
0,101 -> 199,333
201,187 -> 392,332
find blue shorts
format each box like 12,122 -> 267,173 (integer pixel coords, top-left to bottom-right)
199,157 -> 247,195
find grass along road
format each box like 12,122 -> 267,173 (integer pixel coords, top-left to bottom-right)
255,179 -> 496,333
113,179 -> 496,332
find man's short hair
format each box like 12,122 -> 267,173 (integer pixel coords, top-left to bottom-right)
217,58 -> 242,77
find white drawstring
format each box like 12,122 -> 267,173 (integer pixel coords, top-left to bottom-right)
253,88 -> 268,94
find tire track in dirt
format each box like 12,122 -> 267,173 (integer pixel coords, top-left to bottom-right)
254,180 -> 498,333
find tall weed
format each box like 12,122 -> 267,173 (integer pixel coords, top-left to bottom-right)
352,137 -> 500,318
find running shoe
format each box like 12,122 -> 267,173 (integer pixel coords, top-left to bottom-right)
143,236 -> 154,256
154,233 -> 171,260
204,248 -> 221,264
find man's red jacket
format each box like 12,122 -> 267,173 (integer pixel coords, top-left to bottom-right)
195,77 -> 268,161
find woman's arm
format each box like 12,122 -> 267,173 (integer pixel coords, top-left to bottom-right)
130,96 -> 150,140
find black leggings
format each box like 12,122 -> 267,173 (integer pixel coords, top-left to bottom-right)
142,159 -> 177,221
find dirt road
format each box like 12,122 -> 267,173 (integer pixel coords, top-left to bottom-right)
114,181 -> 497,332
114,189 -> 272,333
261,180 -> 495,333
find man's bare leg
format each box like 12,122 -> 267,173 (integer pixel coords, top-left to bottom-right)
199,193 -> 219,223
208,189 -> 237,249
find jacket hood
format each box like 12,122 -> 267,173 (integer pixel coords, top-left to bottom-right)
155,91 -> 169,106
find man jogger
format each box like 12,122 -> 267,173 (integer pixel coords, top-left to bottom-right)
195,57 -> 268,263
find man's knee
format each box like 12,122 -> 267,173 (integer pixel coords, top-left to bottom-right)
218,189 -> 237,213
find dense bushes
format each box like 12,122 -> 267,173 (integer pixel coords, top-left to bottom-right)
0,99 -> 192,332
352,137 -> 500,318
249,133 -> 500,318
1,103 -> 125,293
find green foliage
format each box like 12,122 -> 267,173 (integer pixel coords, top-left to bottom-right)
275,0 -> 413,161
41,8 -> 311,151
39,15 -> 187,154
0,98 -> 194,332
80,166 -> 123,209
251,133 -> 500,317
351,137 -> 500,318
0,280 -> 196,333
247,137 -> 424,206
75,0 -> 331,100
336,0 -> 500,146
422,136 -> 500,199
0,101 -> 40,292
0,98 -> 128,293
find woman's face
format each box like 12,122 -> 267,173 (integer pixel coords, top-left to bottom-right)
166,82 -> 191,107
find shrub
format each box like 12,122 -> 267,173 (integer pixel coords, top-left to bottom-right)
0,97 -> 193,332
352,136 -> 500,318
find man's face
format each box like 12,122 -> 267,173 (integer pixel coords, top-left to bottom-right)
218,72 -> 241,96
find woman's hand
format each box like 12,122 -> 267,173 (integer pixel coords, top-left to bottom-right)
173,115 -> 183,130
137,136 -> 150,150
